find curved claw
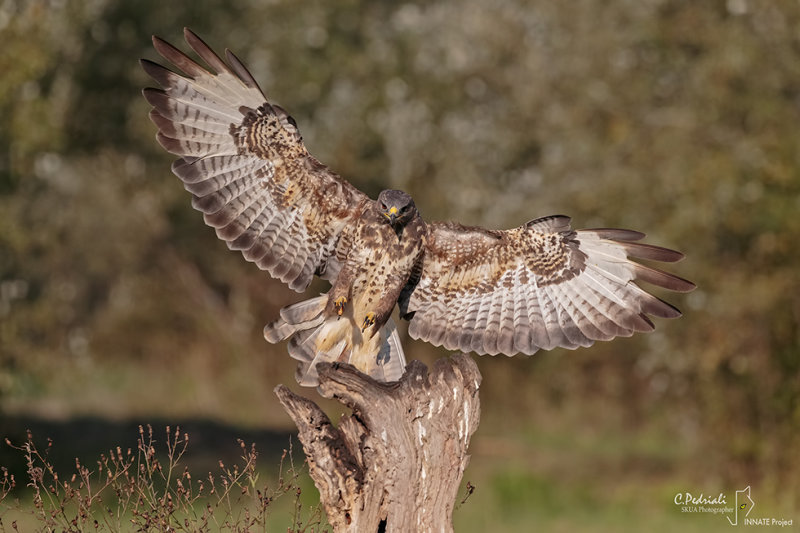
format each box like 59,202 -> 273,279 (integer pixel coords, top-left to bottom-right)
334,296 -> 347,316
361,312 -> 376,332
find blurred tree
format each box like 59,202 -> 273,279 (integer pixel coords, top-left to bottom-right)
1,0 -> 798,514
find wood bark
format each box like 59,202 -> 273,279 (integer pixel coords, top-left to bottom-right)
274,353 -> 481,533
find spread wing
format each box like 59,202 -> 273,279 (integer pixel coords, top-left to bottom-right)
141,29 -> 368,291
399,215 -> 695,356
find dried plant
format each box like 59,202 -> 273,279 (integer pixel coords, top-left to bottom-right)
1,426 -> 328,532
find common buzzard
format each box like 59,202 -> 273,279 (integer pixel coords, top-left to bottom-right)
142,30 -> 695,387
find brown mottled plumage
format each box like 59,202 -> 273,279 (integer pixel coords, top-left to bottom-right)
142,29 -> 695,387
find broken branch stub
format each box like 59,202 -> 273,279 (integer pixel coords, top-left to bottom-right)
274,353 -> 481,532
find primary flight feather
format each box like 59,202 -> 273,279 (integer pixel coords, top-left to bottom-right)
142,29 -> 695,387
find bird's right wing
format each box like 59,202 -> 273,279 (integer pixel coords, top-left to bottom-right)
399,216 -> 695,355
141,29 -> 369,291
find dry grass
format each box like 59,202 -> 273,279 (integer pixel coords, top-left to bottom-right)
0,426 -> 327,532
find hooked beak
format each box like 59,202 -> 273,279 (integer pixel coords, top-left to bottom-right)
386,206 -> 398,224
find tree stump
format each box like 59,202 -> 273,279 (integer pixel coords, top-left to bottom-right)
274,353 -> 481,533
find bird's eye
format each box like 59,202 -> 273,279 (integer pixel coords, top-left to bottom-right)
401,205 -> 410,212
380,202 -> 387,209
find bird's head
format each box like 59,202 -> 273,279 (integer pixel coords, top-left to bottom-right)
376,189 -> 417,227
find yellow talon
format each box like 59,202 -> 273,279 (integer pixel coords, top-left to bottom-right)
334,296 -> 347,316
361,312 -> 376,332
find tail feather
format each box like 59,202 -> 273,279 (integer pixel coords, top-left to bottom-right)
373,319 -> 407,382
279,295 -> 327,323
263,296 -> 326,342
290,331 -> 347,387
266,296 -> 408,387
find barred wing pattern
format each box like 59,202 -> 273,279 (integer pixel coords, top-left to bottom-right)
400,216 -> 695,356
141,29 -> 369,291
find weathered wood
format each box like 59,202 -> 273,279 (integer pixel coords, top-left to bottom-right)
274,353 -> 481,533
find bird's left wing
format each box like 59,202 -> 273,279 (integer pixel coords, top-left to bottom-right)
399,216 -> 695,356
141,29 -> 369,291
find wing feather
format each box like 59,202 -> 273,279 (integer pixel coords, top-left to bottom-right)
143,30 -> 369,291
538,283 -> 574,350
496,279 -> 516,355
546,283 -> 585,348
236,209 -> 279,257
182,29 -> 235,78
454,292 -> 480,351
172,155 -> 251,183
570,271 -> 631,337
224,49 -> 261,89
401,218 -> 694,356
480,285 -> 504,355
442,287 -> 472,351
550,281 -> 604,344
511,273 -> 533,353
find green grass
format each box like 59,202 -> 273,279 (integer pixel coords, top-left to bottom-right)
2,420 -> 796,532
449,418 -> 796,533
452,470 -> 738,533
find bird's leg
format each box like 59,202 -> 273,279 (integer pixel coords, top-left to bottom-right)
325,266 -> 356,318
360,301 -> 396,335
361,312 -> 376,332
334,296 -> 347,316
326,291 -> 348,318
360,275 -> 409,335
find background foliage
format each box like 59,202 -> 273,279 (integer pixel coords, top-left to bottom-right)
1,0 -> 798,529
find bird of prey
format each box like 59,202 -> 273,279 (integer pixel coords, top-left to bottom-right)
142,29 -> 695,387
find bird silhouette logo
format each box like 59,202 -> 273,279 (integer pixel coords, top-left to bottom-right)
727,486 -> 754,526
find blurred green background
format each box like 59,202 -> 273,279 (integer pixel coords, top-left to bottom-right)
1,0 -> 799,530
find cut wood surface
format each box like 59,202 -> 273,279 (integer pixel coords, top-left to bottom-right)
275,353 -> 481,532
